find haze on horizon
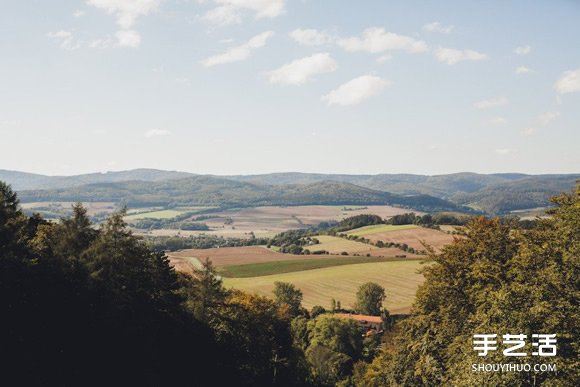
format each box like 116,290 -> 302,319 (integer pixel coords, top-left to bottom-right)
1,1 -> 579,176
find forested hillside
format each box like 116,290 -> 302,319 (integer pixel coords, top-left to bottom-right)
16,177 -> 465,212
2,169 -> 578,215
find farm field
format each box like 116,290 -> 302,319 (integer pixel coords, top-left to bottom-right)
124,206 -> 213,220
223,260 -> 426,313
307,235 -> 378,254
345,224 -> 418,237
21,201 -> 117,217
167,245 -> 347,267
348,226 -> 455,251
138,205 -> 415,237
217,256 -> 409,278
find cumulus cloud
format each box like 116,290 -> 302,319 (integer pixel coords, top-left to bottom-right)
47,30 -> 81,50
515,66 -> 534,74
116,30 -> 141,47
88,0 -> 161,29
474,97 -> 508,109
519,128 -> 535,136
435,47 -> 487,65
73,10 -> 86,17
202,0 -> 285,25
145,129 -> 171,138
289,29 -> 333,46
267,53 -> 337,85
514,45 -> 531,55
337,27 -> 428,54
88,0 -> 161,47
321,75 -> 390,106
554,68 -> 580,94
422,21 -> 453,34
538,111 -> 561,125
202,31 -> 273,67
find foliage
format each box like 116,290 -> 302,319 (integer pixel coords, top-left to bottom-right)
359,184 -> 580,385
0,181 -> 306,386
273,281 -> 304,317
353,282 -> 386,316
330,214 -> 384,233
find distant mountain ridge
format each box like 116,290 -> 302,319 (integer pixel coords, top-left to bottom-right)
1,169 -> 578,214
14,176 -> 464,213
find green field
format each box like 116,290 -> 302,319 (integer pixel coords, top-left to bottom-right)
346,224 -> 418,236
218,256 -> 399,278
125,206 -> 217,221
223,260 -> 426,313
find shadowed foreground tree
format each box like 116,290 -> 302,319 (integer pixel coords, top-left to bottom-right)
359,184 -> 579,386
0,181 -> 305,386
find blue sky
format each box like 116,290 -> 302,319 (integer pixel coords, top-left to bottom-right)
0,0 -> 579,176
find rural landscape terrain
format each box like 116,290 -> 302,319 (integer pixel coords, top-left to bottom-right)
2,168 -> 577,314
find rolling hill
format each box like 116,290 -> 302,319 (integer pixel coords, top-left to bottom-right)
14,176 -> 465,212
1,169 -> 577,214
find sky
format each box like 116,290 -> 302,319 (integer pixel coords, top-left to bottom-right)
0,0 -> 579,176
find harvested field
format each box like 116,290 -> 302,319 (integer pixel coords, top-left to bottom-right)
345,224 -> 418,237
350,227 -> 455,251
168,256 -> 202,275
142,205 -> 416,237
308,235 -> 378,254
223,260 -> 426,313
217,256 -> 408,278
167,245 -> 346,267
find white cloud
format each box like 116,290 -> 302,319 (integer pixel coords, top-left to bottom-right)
289,29 -> 332,46
267,53 -> 337,85
515,66 -> 534,74
514,45 -> 531,55
202,5 -> 242,25
435,47 -> 487,65
538,111 -> 560,125
89,37 -> 114,49
88,0 -> 160,47
554,68 -> 580,94
73,10 -> 86,17
337,27 -> 428,54
47,30 -> 81,50
474,96 -> 509,109
321,75 -> 390,106
376,54 -> 392,63
145,129 -> 171,138
422,21 -> 453,34
202,0 -> 285,25
486,117 -> 507,126
116,30 -> 141,47
519,128 -> 535,136
495,148 -> 513,155
202,31 -> 273,67
88,0 -> 161,29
